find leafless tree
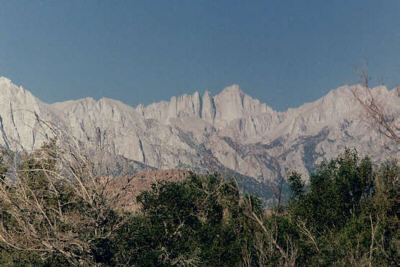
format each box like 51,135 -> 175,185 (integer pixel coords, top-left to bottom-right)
243,195 -> 297,267
0,119 -> 130,266
352,70 -> 400,147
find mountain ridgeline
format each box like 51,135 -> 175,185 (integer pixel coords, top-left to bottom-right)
0,76 -> 399,189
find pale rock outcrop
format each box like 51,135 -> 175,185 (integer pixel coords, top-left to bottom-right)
201,91 -> 216,123
0,77 -> 55,150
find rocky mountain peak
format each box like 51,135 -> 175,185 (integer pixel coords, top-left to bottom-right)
0,76 -> 12,85
0,78 -> 54,150
0,77 -> 26,97
213,85 -> 272,127
218,84 -> 242,94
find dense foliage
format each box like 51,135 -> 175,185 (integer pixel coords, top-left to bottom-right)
287,149 -> 400,266
0,146 -> 399,266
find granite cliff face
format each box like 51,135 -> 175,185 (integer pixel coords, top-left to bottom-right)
1,76 -> 399,185
0,77 -> 57,151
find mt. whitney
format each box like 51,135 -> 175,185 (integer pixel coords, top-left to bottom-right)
0,76 -> 399,189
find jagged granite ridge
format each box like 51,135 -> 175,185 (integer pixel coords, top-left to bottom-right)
1,76 -> 399,186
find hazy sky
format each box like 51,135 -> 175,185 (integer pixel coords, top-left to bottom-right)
0,1 -> 399,111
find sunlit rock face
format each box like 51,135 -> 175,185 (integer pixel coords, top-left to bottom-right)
1,76 -> 399,183
0,77 -> 57,151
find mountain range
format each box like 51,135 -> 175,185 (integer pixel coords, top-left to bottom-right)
0,76 -> 399,194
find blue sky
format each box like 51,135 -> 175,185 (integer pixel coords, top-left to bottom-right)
0,0 -> 399,111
